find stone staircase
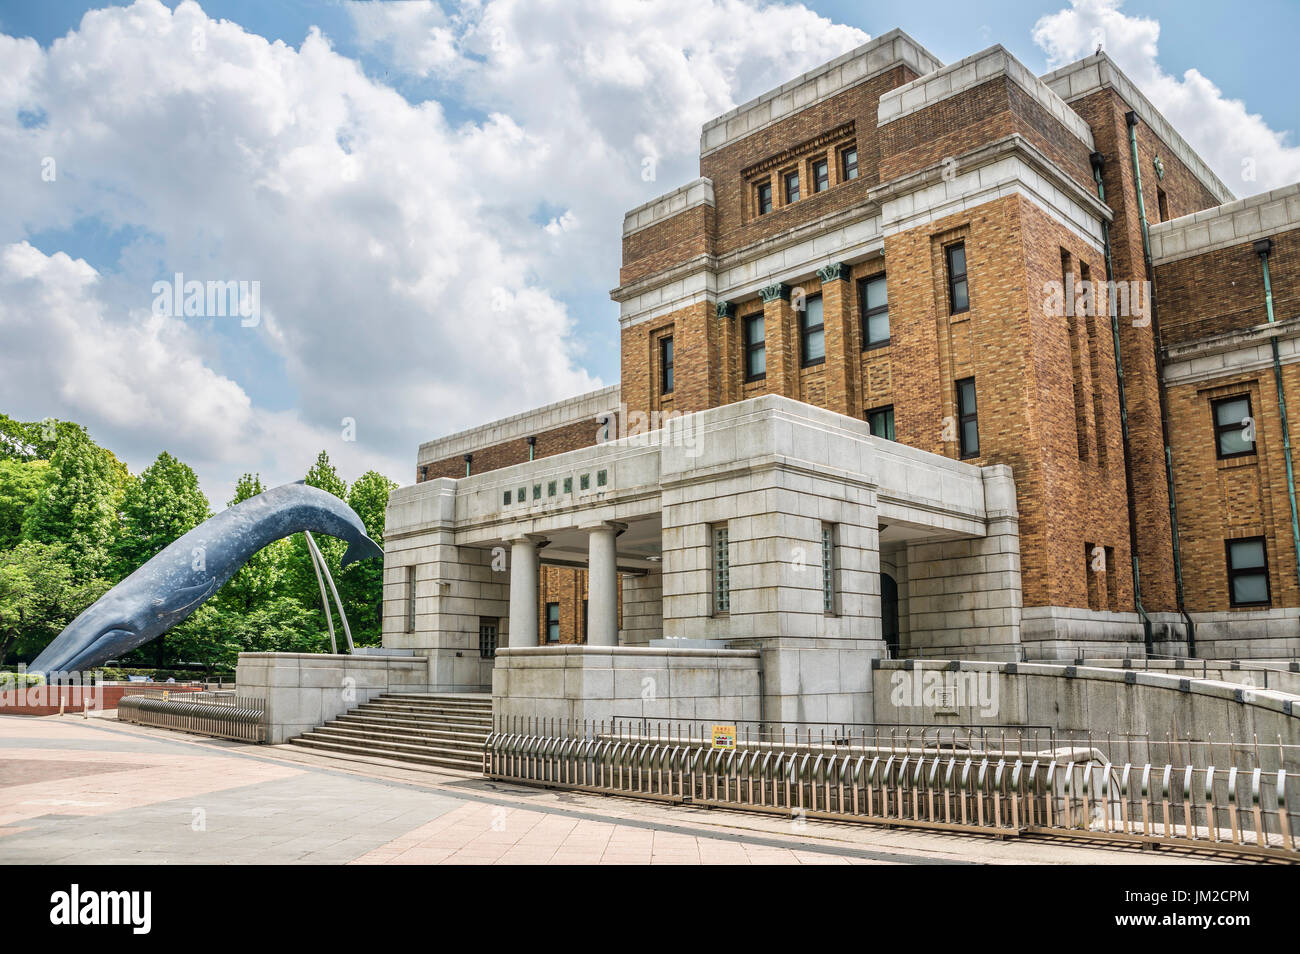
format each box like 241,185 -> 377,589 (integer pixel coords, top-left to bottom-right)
287,692 -> 491,772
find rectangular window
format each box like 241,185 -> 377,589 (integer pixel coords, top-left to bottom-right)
957,377 -> 979,458
756,180 -> 772,215
859,273 -> 889,349
945,243 -> 969,314
841,146 -> 858,181
743,312 -> 766,381
582,599 -> 589,643
1226,537 -> 1270,607
545,602 -> 560,642
799,293 -> 825,367
660,335 -> 674,394
478,617 -> 498,659
1157,188 -> 1169,222
405,566 -> 416,633
1063,249 -> 1089,459
712,525 -> 730,615
784,170 -> 800,204
812,158 -> 830,193
821,524 -> 836,615
867,405 -> 895,441
1213,395 -> 1255,459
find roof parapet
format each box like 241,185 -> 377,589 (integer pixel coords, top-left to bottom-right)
699,28 -> 943,158
878,44 -> 1095,151
1040,52 -> 1234,205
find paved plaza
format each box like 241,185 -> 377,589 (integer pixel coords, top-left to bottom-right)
0,714 -> 1223,865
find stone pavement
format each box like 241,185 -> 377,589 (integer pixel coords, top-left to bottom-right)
0,714 -> 1219,865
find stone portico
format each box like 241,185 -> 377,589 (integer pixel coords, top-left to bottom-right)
382,395 -> 1021,724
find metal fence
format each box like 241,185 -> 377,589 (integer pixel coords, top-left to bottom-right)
118,692 -> 266,743
484,717 -> 1300,862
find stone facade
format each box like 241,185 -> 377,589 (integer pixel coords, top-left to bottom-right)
380,29 -> 1300,729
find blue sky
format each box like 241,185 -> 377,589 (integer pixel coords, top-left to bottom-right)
0,0 -> 1297,504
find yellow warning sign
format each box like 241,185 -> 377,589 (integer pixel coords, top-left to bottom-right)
711,724 -> 737,750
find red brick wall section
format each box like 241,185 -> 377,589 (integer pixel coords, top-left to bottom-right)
699,66 -> 919,259
1155,226 -> 1300,347
419,417 -> 605,482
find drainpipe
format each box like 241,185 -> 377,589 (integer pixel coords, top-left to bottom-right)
1090,150 -> 1153,654
1255,238 -> 1300,599
1125,111 -> 1196,655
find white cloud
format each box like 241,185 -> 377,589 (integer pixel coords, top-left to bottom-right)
0,0 -> 872,504
1034,0 -> 1300,194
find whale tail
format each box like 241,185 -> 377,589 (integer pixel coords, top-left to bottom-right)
342,536 -> 385,567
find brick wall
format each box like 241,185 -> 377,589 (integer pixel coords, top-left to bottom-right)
419,417 -> 605,482
878,75 -> 1093,190
1065,86 -> 1225,615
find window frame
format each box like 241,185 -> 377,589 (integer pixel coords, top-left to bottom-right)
859,273 -> 889,350
1212,394 -> 1256,460
799,293 -> 825,368
821,524 -> 837,615
840,145 -> 858,181
867,405 -> 895,441
956,377 -> 979,459
945,242 -> 970,315
784,169 -> 800,204
712,524 -> 731,615
478,617 -> 498,659
405,566 -> 416,634
756,180 -> 773,215
660,335 -> 674,394
812,157 -> 830,193
1225,536 -> 1271,608
544,601 -> 560,643
743,311 -> 766,382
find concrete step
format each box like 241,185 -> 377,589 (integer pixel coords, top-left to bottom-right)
288,735 -> 481,771
380,693 -> 491,708
353,705 -> 491,727
284,691 -> 492,773
334,714 -> 489,739
309,724 -> 485,753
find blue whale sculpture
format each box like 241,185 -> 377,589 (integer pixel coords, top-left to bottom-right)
30,482 -> 384,676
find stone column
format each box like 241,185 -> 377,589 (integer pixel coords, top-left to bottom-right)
507,535 -> 544,648
587,523 -> 625,646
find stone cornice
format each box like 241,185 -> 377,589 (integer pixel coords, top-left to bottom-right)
868,133 -> 1113,225
611,199 -> 881,303
1150,183 -> 1300,266
1161,314 -> 1300,387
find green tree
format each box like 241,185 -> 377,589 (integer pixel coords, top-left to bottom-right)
0,542 -> 108,665
0,458 -> 50,549
283,452 -> 349,642
114,451 -> 211,575
22,428 -> 128,581
340,470 -> 396,646
217,473 -> 282,610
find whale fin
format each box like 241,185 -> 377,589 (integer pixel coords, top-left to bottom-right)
152,578 -> 218,618
342,537 -> 385,567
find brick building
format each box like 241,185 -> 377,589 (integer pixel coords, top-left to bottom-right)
384,30 -> 1300,704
